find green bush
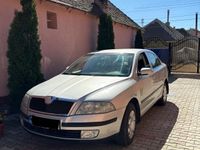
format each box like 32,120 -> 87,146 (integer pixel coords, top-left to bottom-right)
7,0 -> 44,113
134,30 -> 144,48
97,13 -> 115,50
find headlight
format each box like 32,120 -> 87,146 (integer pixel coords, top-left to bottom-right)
76,101 -> 116,115
21,94 -> 31,109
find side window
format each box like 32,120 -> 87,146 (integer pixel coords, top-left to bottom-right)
137,53 -> 150,72
146,52 -> 161,68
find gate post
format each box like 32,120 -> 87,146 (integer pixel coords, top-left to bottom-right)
197,38 -> 200,73
168,43 -> 172,75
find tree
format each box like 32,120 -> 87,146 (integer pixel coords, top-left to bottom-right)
134,30 -> 144,48
97,13 -> 115,50
7,0 -> 44,112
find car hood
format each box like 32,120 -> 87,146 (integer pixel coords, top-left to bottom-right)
27,74 -> 129,101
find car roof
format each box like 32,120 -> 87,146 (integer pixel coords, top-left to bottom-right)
90,49 -> 151,55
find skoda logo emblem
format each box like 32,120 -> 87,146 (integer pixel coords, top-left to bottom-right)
45,97 -> 54,105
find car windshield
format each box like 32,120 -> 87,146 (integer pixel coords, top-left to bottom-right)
63,53 -> 134,77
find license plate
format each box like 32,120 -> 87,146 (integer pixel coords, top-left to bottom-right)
32,116 -> 59,130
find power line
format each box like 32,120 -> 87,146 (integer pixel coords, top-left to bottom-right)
132,9 -> 200,21
119,0 -> 200,11
129,2 -> 200,10
171,14 -> 196,19
125,3 -> 200,13
133,15 -> 198,22
132,0 -> 200,7
170,18 -> 195,22
135,17 -> 197,27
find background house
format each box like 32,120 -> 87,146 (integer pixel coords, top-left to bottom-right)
176,28 -> 191,37
143,19 -> 199,74
187,29 -> 200,38
143,19 -> 184,48
177,28 -> 200,38
0,0 -> 140,98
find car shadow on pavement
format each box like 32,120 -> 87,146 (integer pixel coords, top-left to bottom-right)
131,102 -> 179,149
0,102 -> 178,150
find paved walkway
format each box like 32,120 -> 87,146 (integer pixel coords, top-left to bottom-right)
0,74 -> 200,150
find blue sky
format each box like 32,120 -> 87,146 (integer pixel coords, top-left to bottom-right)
110,0 -> 200,29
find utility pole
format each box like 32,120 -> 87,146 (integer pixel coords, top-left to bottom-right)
166,9 -> 170,25
195,13 -> 198,37
198,39 -> 200,73
167,10 -> 170,23
196,13 -> 199,73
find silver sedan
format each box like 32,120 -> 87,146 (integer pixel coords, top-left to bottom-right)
20,49 -> 168,146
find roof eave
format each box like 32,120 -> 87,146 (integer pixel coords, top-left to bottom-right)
47,0 -> 140,29
48,0 -> 90,12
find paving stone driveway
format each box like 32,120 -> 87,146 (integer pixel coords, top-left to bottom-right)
0,73 -> 200,150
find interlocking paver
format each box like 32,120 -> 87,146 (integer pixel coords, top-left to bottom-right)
0,73 -> 200,150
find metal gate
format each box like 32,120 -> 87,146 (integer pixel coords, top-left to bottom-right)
144,37 -> 171,73
170,37 -> 200,73
144,37 -> 169,49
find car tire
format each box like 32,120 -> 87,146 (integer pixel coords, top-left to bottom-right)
157,83 -> 168,106
115,103 -> 136,146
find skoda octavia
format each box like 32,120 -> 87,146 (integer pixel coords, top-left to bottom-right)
20,49 -> 168,146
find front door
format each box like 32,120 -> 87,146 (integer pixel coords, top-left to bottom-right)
135,52 -> 154,113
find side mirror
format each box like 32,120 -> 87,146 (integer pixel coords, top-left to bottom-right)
140,68 -> 153,76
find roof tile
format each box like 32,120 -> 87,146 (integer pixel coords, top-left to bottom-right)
49,0 -> 140,29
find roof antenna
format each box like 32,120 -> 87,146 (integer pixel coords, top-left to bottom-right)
141,18 -> 144,27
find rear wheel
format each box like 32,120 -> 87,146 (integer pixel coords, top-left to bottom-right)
116,103 -> 136,146
157,83 -> 168,106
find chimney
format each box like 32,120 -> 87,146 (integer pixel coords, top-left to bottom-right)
94,0 -> 108,13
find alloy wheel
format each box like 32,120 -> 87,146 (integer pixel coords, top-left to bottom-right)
127,110 -> 136,139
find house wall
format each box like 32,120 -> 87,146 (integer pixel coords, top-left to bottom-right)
36,0 -> 99,79
114,23 -> 137,48
0,0 -> 137,97
0,0 -> 21,96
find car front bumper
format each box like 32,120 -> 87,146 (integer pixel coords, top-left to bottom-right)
20,108 -> 125,140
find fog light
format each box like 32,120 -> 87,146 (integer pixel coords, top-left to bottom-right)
81,130 -> 99,139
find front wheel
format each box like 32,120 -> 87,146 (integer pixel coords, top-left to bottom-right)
115,103 -> 136,146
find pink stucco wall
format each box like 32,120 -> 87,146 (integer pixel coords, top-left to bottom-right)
114,23 -> 137,48
0,0 -> 137,97
36,0 -> 99,79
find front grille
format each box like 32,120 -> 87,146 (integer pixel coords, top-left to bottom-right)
30,97 -> 74,114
